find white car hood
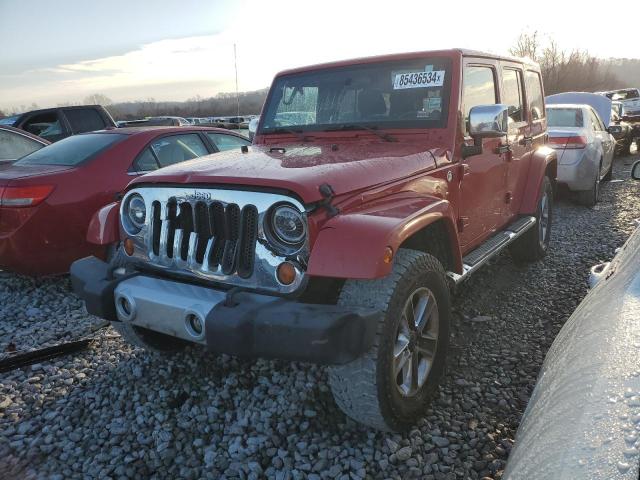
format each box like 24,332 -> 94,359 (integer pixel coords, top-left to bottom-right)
546,92 -> 612,128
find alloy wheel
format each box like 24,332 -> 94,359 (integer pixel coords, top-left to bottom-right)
393,287 -> 439,397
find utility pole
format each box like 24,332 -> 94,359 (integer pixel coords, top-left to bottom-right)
234,43 -> 240,118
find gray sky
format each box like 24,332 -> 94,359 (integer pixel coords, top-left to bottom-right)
0,0 -> 637,112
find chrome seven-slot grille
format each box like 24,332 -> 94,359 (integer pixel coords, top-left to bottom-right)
122,187 -> 308,295
149,199 -> 259,278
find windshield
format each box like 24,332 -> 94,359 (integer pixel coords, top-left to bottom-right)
0,115 -> 19,126
260,57 -> 451,133
547,108 -> 584,128
15,133 -> 126,166
606,89 -> 640,101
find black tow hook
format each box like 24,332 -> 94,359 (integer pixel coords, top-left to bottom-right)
224,287 -> 243,307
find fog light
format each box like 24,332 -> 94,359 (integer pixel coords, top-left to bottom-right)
124,238 -> 135,256
185,313 -> 203,336
276,262 -> 297,285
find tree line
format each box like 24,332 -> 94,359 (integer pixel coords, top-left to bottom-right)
509,31 -> 634,95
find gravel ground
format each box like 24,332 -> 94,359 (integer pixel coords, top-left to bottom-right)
1,153 -> 639,479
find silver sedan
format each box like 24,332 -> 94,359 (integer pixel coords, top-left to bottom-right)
546,103 -> 615,206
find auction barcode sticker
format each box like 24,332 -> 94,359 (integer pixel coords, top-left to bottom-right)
393,70 -> 445,90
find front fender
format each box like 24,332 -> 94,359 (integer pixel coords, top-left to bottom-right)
519,146 -> 557,215
307,195 -> 461,279
87,202 -> 120,245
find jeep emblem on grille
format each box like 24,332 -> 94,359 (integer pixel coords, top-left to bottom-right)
185,190 -> 212,201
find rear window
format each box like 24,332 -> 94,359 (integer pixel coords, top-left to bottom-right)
15,133 -> 125,166
0,130 -> 45,160
64,108 -> 107,133
547,108 -> 584,128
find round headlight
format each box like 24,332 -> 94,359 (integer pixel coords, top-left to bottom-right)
127,194 -> 146,230
270,204 -> 306,246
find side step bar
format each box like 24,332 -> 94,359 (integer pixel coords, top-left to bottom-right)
447,216 -> 536,284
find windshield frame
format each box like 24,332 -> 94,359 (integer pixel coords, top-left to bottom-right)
258,57 -> 452,136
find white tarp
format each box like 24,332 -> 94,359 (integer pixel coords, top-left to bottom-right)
546,92 -> 613,128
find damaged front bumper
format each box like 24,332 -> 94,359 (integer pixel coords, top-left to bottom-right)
70,256 -> 379,364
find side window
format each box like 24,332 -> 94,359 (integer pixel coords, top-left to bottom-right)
64,109 -> 107,133
150,134 -> 208,168
462,66 -> 497,133
525,71 -> 545,121
589,109 -> 605,131
21,112 -> 63,140
206,133 -> 251,152
502,68 -> 524,123
0,130 -> 45,160
134,147 -> 159,172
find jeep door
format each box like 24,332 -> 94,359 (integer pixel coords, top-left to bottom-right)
499,63 -> 532,217
458,60 -> 510,250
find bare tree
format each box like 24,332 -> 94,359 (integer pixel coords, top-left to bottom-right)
84,93 -> 113,106
509,31 -> 541,60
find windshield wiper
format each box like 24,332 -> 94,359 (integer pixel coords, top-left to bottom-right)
323,124 -> 396,142
264,127 -> 311,142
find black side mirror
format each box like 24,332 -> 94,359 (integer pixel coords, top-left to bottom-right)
632,160 -> 640,181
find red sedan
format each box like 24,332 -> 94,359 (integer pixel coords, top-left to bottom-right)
0,126 -> 251,276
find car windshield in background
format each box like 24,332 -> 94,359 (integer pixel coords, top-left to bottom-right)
260,58 -> 451,133
547,108 -> 584,127
606,89 -> 639,101
0,115 -> 19,126
15,133 -> 126,166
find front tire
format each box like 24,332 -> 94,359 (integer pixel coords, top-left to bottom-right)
328,249 -> 451,431
510,176 -> 553,263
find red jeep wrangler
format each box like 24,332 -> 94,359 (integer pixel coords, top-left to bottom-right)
71,49 -> 556,431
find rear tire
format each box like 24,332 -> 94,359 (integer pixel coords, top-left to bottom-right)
510,176 -> 553,263
328,249 -> 451,431
576,164 -> 601,207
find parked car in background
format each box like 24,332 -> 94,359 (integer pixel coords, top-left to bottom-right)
545,103 -> 614,205
144,116 -> 190,126
598,87 -> 640,116
0,105 -> 116,142
0,125 -> 50,164
504,163 -> 640,480
0,126 -> 250,276
546,93 -> 615,206
608,103 -> 636,156
71,49 -> 557,431
214,116 -> 248,129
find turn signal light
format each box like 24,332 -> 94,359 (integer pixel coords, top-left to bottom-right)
276,262 -> 297,285
383,246 -> 394,264
124,238 -> 135,256
0,185 -> 55,207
